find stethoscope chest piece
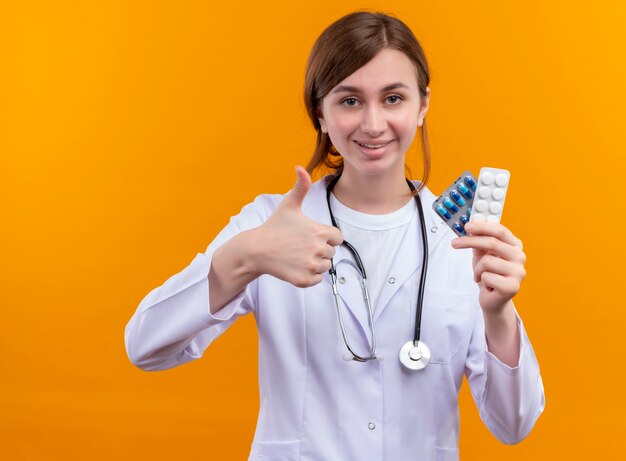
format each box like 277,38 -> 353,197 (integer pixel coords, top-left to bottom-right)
399,340 -> 431,371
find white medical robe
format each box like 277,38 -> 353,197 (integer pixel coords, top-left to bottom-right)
125,176 -> 545,461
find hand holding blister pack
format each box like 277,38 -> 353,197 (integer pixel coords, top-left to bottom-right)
433,167 -> 511,236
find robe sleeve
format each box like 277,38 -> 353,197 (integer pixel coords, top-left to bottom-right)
465,308 -> 546,444
124,193 -> 278,371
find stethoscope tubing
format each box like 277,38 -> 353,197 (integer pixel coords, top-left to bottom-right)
325,174 -> 429,362
409,177 -> 429,346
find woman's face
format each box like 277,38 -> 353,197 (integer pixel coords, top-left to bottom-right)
318,48 -> 429,178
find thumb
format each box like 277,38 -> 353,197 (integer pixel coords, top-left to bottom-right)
283,166 -> 312,209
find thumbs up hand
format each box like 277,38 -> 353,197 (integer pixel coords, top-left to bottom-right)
253,166 -> 344,288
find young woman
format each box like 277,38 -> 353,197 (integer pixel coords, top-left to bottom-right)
125,11 -> 544,460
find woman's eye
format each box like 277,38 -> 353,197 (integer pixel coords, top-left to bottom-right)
386,95 -> 402,104
342,98 -> 358,107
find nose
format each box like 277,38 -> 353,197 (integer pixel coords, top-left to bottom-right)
361,105 -> 387,137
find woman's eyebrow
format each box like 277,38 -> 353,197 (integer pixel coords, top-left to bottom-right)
331,82 -> 409,94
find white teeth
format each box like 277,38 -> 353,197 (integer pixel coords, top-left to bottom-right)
358,142 -> 388,149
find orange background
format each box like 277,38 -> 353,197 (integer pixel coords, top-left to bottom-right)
1,0 -> 625,459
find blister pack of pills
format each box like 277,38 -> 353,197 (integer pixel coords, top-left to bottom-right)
432,170 -> 477,236
433,167 -> 511,236
469,167 -> 510,224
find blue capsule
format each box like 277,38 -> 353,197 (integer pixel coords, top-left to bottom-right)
443,197 -> 459,213
464,175 -> 477,190
457,182 -> 473,199
450,190 -> 466,206
460,215 -> 469,225
452,222 -> 466,236
436,204 -> 452,220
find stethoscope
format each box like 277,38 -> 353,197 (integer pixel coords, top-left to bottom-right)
326,174 -> 431,371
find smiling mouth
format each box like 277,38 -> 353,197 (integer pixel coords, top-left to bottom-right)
355,140 -> 392,149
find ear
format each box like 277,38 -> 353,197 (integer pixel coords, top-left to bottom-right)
316,107 -> 328,133
417,87 -> 431,127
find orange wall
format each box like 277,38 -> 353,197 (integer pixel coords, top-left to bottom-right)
1,1 -> 625,459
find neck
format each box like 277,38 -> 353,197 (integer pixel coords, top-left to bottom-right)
332,166 -> 413,214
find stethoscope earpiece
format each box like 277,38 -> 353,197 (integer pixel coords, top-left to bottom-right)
342,353 -> 385,362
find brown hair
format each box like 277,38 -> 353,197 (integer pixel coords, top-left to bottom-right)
304,11 -> 431,193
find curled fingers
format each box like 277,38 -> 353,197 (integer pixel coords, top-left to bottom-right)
480,272 -> 521,298
456,235 -> 525,263
473,254 -> 526,283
